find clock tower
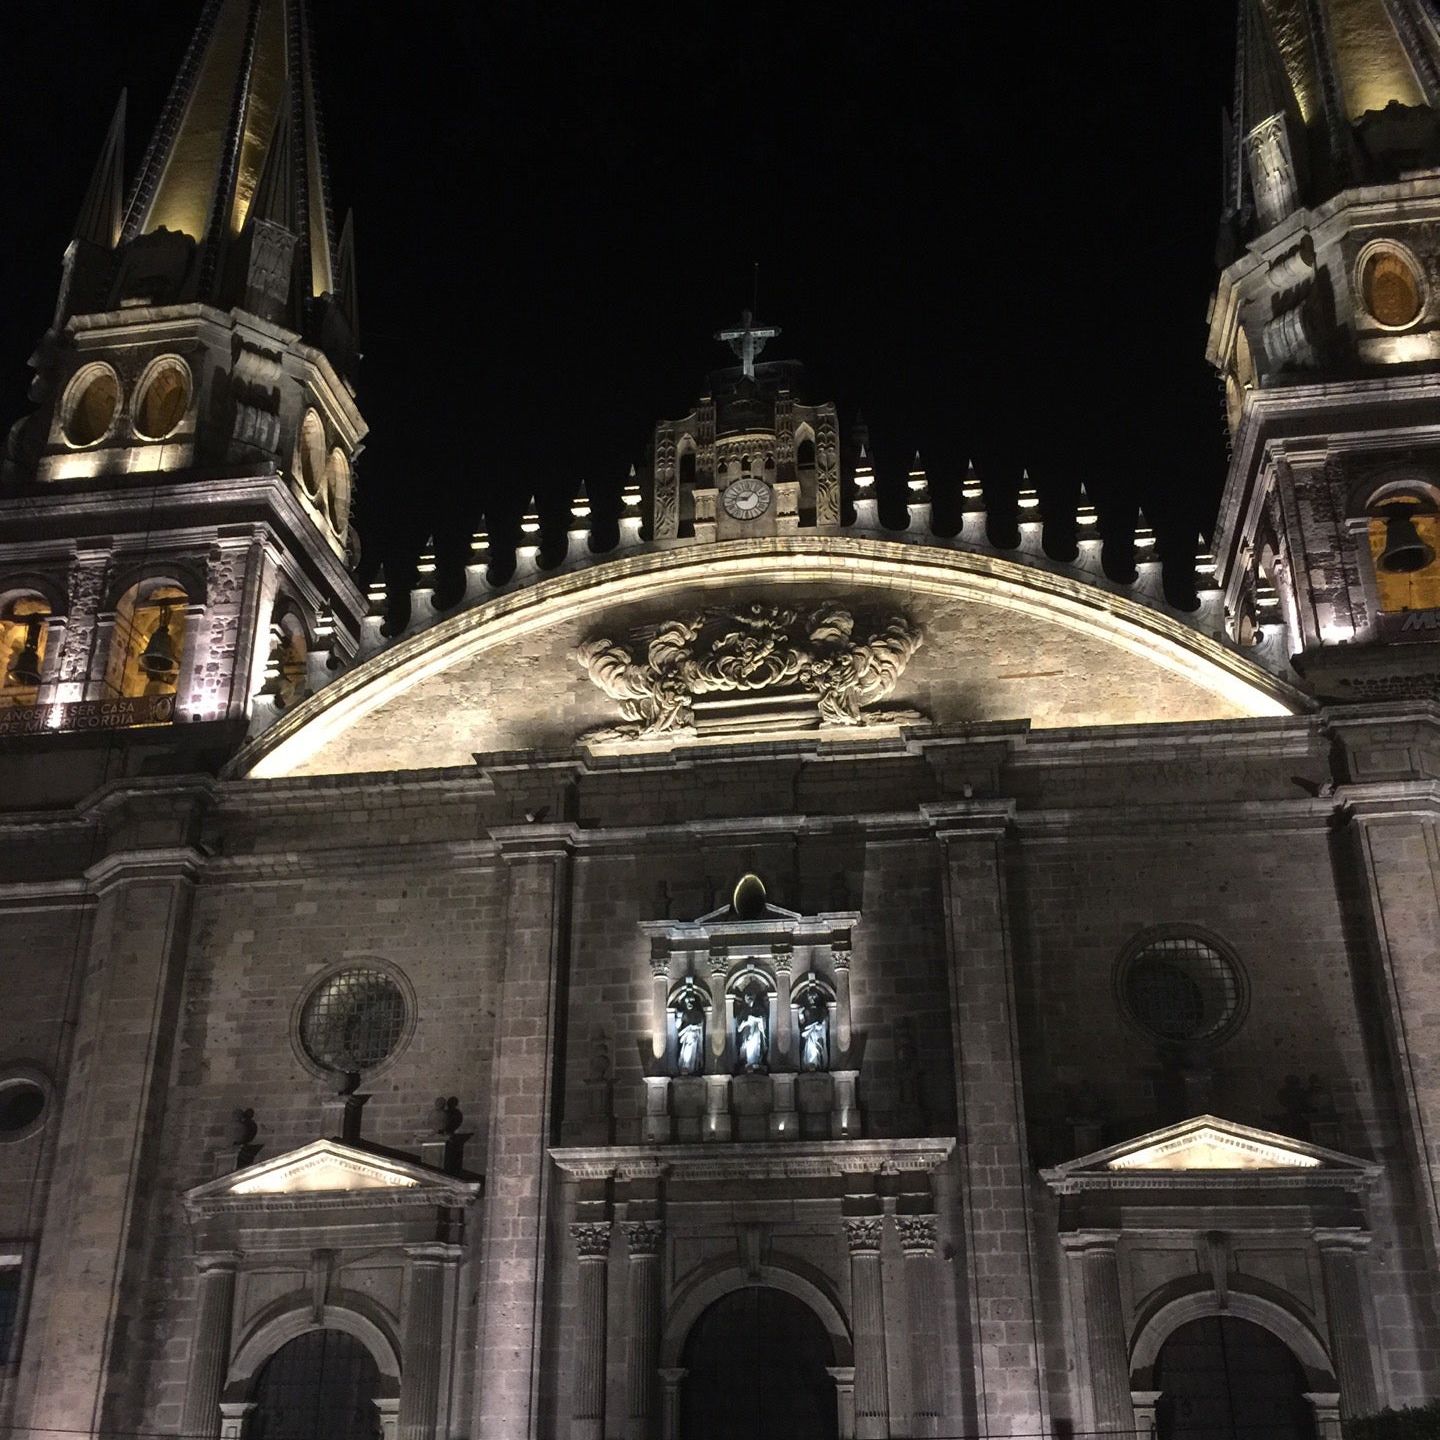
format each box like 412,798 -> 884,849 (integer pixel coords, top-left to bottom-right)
649,314 -> 841,544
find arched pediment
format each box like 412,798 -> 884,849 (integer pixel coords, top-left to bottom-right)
237,537 -> 1304,780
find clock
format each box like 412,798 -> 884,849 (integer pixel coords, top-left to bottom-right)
722,475 -> 772,521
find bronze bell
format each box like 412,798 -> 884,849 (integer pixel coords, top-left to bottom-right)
6,616 -> 43,688
137,606 -> 179,680
1378,505 -> 1435,574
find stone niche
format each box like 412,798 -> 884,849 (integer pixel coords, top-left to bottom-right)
638,875 -> 861,1143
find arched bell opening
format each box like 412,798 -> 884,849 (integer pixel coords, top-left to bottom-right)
246,1329 -> 383,1440
1150,1314 -> 1317,1440
104,578 -> 191,701
678,1287 -> 840,1440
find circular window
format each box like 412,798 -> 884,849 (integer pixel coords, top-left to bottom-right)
1116,931 -> 1247,1047
297,966 -> 410,1076
325,447 -> 352,534
0,1070 -> 51,1143
63,365 -> 120,447
296,410 -> 326,502
133,358 -> 192,440
1360,245 -> 1424,329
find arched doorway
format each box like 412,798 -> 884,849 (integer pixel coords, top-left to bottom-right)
1155,1315 -> 1317,1440
680,1287 -> 838,1440
248,1329 -> 382,1440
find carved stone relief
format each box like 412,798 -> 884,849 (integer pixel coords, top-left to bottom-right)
574,602 -> 923,741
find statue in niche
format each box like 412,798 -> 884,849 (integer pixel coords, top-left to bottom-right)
799,992 -> 829,1072
734,984 -> 769,1073
675,992 -> 706,1076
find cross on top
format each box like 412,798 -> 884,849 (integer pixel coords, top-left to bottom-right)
714,309 -> 780,380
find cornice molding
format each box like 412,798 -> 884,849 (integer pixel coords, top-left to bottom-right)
550,1136 -> 954,1183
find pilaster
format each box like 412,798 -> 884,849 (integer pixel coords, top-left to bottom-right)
570,1221 -> 612,1440
843,1214 -> 889,1440
1314,1229 -> 1381,1418
399,1243 -> 459,1440
471,825 -> 577,1440
1341,790 -> 1440,1265
1060,1231 -> 1135,1435
179,1252 -> 240,1440
926,800 -> 1050,1437
621,1220 -> 664,1440
896,1214 -> 941,1437
18,839 -> 203,1440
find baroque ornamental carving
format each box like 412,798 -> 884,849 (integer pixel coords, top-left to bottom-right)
574,602 -> 923,741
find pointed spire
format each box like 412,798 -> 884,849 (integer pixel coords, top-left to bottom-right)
1236,0 -> 1293,139
123,0 -> 338,301
334,209 -> 359,340
250,91 -> 295,232
75,91 -> 127,248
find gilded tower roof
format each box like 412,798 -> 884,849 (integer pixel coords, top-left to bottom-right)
120,0 -> 335,299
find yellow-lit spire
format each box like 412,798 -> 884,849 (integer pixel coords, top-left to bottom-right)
1258,0 -> 1436,125
123,0 -> 335,299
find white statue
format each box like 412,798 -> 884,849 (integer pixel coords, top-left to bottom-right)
800,995 -> 829,1072
675,995 -> 705,1076
735,985 -> 769,1073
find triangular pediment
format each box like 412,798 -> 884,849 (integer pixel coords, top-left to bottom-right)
186,1138 -> 457,1202
1041,1115 -> 1379,1190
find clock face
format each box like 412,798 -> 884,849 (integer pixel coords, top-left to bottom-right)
722,476 -> 772,521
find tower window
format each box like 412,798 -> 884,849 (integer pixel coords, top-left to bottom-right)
297,409 -> 327,503
105,580 -> 188,701
0,596 -> 51,708
797,437 -> 816,469
325,448 -> 353,536
1360,245 -> 1423,329
297,965 -> 410,1077
1367,491 -> 1440,613
133,357 -> 192,440
62,364 -> 120,447
1115,930 -> 1247,1048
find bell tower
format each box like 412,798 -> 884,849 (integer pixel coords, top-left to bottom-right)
0,0 -> 365,790
1208,0 -> 1440,699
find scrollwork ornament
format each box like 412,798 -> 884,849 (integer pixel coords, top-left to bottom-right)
896,1214 -> 938,1256
842,1216 -> 884,1255
570,1221 -> 612,1262
575,602 -> 923,741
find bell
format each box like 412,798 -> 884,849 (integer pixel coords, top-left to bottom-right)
137,606 -> 179,680
1379,506 -> 1435,574
6,617 -> 43,688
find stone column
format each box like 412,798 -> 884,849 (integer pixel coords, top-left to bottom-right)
24,836 -> 203,1440
649,953 -> 670,1061
1342,795 -> 1440,1264
1061,1232 -> 1136,1435
897,1215 -> 941,1437
773,944 -> 793,1064
707,942 -> 728,1069
1314,1230 -> 1380,1419
472,825 -> 576,1440
832,942 -> 853,1053
399,1243 -> 456,1440
571,1221 -> 612,1440
927,801 -> 1050,1438
844,1216 -> 889,1439
180,1253 -> 240,1440
622,1220 -> 664,1439
658,1367 -> 687,1440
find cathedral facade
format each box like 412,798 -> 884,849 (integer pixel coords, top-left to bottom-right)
2,3 -> 1440,1439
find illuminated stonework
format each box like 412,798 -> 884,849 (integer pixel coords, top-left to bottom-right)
224,1139 -> 422,1196
1106,1124 -> 1321,1172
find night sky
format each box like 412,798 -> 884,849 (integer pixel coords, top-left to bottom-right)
2,3 -> 1236,596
